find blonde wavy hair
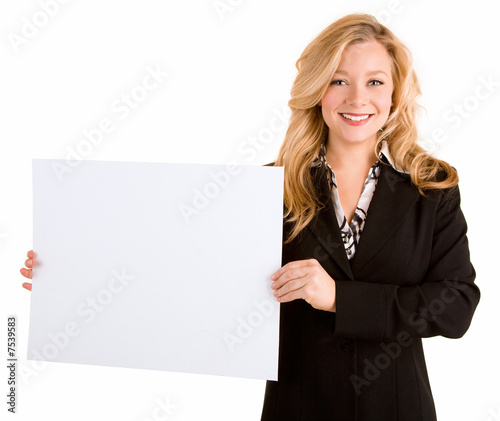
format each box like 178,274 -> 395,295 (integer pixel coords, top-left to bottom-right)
275,13 -> 458,244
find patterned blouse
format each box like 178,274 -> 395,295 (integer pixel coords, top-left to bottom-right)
311,140 -> 406,260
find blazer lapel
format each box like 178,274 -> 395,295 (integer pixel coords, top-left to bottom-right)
305,165 -> 354,280
350,164 -> 420,273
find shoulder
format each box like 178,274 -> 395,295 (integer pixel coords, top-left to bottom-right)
434,164 -> 456,183
425,164 -> 460,206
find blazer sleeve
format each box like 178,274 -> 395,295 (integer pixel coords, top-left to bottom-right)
333,185 -> 480,341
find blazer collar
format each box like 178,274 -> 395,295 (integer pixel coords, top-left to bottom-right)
305,162 -> 420,279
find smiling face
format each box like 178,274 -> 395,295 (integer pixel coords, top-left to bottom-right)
320,39 -> 394,149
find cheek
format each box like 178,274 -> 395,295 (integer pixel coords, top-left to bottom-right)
320,91 -> 341,111
376,89 -> 393,115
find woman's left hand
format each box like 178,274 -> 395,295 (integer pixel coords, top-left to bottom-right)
270,258 -> 336,312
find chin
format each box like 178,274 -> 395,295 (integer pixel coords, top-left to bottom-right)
337,134 -> 378,144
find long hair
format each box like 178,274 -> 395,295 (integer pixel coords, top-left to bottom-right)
275,13 -> 458,244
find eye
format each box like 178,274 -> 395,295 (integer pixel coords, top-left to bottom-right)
330,79 -> 385,86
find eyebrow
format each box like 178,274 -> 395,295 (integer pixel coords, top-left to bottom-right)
334,69 -> 390,77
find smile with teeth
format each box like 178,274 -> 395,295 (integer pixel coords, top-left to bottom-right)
340,113 -> 372,121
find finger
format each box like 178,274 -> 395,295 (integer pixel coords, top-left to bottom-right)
22,282 -> 32,291
274,277 -> 307,298
276,287 -> 303,303
272,267 -> 308,290
20,268 -> 32,279
271,259 -> 315,282
25,258 -> 34,268
27,250 -> 34,259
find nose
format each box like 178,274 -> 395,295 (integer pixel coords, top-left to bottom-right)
345,84 -> 368,108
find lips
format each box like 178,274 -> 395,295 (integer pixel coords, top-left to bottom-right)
339,112 -> 374,126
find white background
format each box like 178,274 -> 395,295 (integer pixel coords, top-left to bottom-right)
1,0 -> 499,420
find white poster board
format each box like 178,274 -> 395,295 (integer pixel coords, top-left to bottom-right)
27,159 -> 283,381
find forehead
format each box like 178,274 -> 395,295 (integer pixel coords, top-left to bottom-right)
336,40 -> 393,75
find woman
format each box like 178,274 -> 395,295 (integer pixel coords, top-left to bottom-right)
260,13 -> 480,421
21,13 -> 480,420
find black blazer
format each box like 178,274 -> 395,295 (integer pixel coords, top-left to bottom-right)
260,161 -> 480,421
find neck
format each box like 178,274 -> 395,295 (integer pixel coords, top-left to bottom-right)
325,136 -> 379,172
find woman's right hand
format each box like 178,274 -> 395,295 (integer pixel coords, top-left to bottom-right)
20,250 -> 35,291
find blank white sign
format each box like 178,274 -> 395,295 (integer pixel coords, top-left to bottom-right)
27,159 -> 283,381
